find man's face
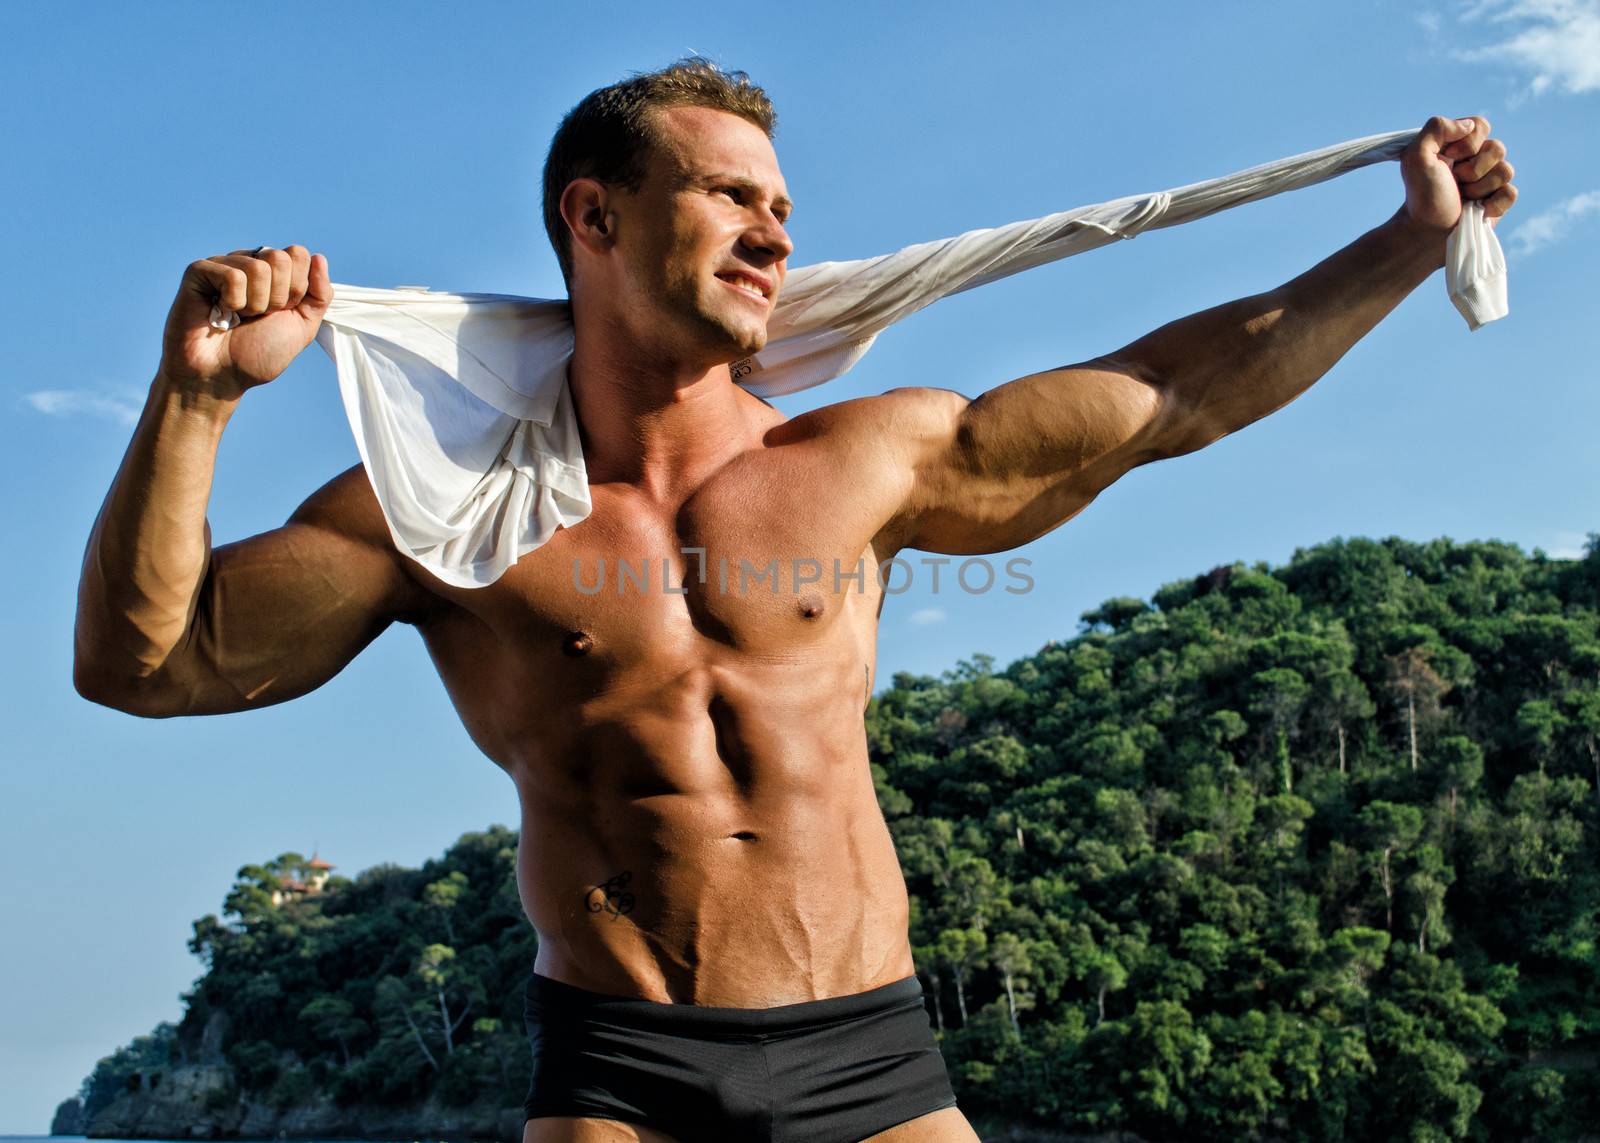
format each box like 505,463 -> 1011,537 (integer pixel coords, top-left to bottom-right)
615,105 -> 794,362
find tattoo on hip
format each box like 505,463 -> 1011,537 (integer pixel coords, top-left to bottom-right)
586,871 -> 636,921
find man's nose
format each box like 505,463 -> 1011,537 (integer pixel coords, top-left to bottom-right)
742,212 -> 794,265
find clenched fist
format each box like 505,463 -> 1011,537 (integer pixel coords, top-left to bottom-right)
160,244 -> 332,400
1400,115 -> 1518,234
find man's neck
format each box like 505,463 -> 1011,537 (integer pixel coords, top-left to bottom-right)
568,333 -> 763,500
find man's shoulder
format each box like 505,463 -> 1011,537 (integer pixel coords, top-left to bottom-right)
288,463 -> 390,541
285,465 -> 445,621
773,386 -> 970,452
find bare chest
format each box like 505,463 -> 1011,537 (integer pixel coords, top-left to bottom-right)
419,446 -> 896,701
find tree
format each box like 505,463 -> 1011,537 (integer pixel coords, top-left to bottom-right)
1516,699 -> 1561,775
1433,736 -> 1483,823
298,996 -> 367,1068
989,932 -> 1036,1041
1403,845 -> 1454,954
1357,801 -> 1424,933
1383,643 -> 1453,772
1249,668 -> 1309,792
934,927 -> 987,1026
415,944 -> 473,1056
1102,1000 -> 1213,1136
1083,949 -> 1128,1028
1325,926 -> 1391,1009
1320,670 -> 1376,776
375,975 -> 439,1073
1559,685 -> 1600,816
470,1017 -> 516,1090
422,871 -> 469,945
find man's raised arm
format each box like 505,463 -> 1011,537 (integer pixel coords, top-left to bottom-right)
882,115 -> 1517,556
74,245 -> 431,718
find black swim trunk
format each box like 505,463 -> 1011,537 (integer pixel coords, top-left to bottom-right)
522,971 -> 959,1141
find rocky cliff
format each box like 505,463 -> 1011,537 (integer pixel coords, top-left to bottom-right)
85,1063 -> 521,1142
50,1097 -> 85,1135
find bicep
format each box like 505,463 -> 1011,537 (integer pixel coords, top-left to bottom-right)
895,360 -> 1174,555
153,467 -> 431,715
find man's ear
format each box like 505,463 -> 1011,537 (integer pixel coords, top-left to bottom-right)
560,178 -> 617,261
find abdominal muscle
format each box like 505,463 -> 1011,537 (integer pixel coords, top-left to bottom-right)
499,653 -> 915,1008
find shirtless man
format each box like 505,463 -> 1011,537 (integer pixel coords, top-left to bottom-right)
74,60 -> 1516,1143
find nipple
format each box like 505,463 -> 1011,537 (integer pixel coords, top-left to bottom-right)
798,594 -> 825,620
561,630 -> 594,657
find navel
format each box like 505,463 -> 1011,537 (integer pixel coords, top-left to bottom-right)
561,630 -> 594,657
729,831 -> 758,842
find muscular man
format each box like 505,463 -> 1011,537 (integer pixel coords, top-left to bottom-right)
74,61 -> 1516,1143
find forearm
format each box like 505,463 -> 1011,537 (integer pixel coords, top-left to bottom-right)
74,372 -> 238,696
1128,207 -> 1446,455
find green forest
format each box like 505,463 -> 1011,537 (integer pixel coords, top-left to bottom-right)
72,534 -> 1600,1141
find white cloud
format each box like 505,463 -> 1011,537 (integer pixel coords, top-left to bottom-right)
1507,188 -> 1600,254
1417,8 -> 1444,33
1459,0 -> 1600,98
23,389 -> 141,426
908,607 -> 946,626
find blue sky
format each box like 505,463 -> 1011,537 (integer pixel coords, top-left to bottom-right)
3,0 -> 1597,1130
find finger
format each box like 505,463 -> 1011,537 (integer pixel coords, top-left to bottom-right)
208,253 -> 273,315
284,244 -> 311,308
217,245 -> 297,312
1440,115 -> 1491,161
301,253 -> 333,317
1454,138 -> 1507,183
1461,159 -> 1515,201
185,259 -> 251,314
255,247 -> 293,310
1483,183 -> 1518,220
1416,115 -> 1477,162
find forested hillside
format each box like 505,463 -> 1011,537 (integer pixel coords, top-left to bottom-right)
875,535 -> 1600,1140
70,535 -> 1600,1141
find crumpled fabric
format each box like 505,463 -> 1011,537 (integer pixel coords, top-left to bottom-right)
211,127 -> 1508,588
1445,194 -> 1508,330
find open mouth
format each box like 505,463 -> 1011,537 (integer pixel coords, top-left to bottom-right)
715,271 -> 771,303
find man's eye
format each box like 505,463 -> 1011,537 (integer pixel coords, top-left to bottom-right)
716,187 -> 743,202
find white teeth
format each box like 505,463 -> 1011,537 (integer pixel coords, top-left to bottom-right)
722,276 -> 765,298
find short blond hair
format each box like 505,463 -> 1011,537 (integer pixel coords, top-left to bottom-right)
542,58 -> 777,287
